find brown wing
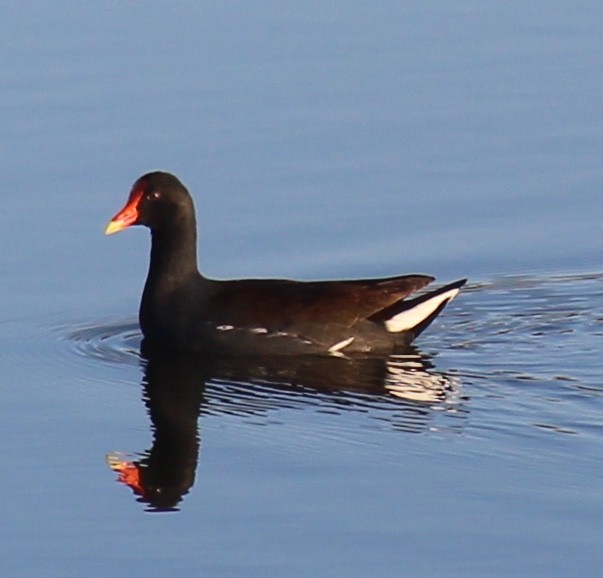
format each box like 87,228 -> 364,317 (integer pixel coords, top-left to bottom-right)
209,274 -> 435,328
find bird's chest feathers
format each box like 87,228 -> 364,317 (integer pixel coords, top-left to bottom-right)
141,279 -> 199,335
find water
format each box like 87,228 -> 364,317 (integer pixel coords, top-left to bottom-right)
2,2 -> 603,577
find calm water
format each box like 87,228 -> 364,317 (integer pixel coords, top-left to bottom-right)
2,2 -> 603,577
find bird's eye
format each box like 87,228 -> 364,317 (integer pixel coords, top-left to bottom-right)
148,190 -> 161,200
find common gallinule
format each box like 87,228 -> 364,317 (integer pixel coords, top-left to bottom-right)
106,172 -> 466,355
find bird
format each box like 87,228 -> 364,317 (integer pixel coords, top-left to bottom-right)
105,171 -> 466,356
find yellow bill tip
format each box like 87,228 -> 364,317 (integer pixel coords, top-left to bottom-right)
105,220 -> 127,235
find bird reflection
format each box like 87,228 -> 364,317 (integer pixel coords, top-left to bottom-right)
107,343 -> 464,512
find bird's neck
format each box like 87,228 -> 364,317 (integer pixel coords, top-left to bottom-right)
147,220 -> 201,286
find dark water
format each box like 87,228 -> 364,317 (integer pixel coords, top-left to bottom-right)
2,2 -> 603,577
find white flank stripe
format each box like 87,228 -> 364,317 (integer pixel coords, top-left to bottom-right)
328,336 -> 355,353
384,288 -> 460,333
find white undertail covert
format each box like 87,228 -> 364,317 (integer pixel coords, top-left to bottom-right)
384,287 -> 461,333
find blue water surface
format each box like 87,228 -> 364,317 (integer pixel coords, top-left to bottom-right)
1,2 -> 602,577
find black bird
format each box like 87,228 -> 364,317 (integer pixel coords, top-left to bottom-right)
106,172 -> 465,355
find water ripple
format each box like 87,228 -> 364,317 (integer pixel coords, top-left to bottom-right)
66,320 -> 141,366
429,272 -> 603,443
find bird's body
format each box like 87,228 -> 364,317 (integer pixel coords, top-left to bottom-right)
106,172 -> 465,356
